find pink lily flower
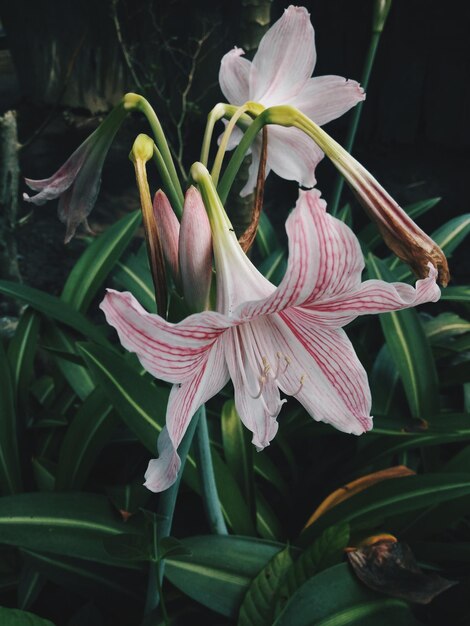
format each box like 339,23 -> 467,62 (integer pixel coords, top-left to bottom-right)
100,188 -> 440,493
23,104 -> 127,242
219,5 -> 365,195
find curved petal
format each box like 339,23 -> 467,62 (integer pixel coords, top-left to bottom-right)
289,75 -> 365,127
251,6 -> 316,104
270,311 -> 372,434
266,126 -> 323,189
219,48 -> 252,105
306,263 -> 440,326
153,190 -> 181,286
224,324 -> 280,450
298,189 -> 365,305
237,190 -> 318,319
144,339 -> 229,492
23,139 -> 92,203
179,187 -> 213,311
100,289 -> 231,383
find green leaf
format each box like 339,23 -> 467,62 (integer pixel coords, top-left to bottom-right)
55,389 -> 117,490
21,550 -> 140,600
299,473 -> 470,545
367,255 -> 438,419
165,535 -> 288,617
0,492 -> 143,566
276,524 -> 350,616
238,546 -> 293,626
0,607 -> 55,626
7,308 -> 40,408
369,345 -> 401,416
255,491 -> 282,541
114,245 -> 156,313
0,280 -> 107,346
273,563 -> 420,626
221,400 -> 255,523
0,341 -> 22,494
31,457 -> 56,492
425,312 -> 470,341
258,249 -> 287,285
61,210 -> 141,313
440,286 -> 470,302
256,212 -> 280,258
43,323 -> 95,400
77,342 -> 199,491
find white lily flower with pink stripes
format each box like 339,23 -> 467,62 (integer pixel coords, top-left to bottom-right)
100,187 -> 440,493
219,5 -> 365,195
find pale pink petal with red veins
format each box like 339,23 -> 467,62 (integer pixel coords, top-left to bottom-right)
251,6 -> 316,104
23,138 -> 92,202
100,289 -> 231,383
289,75 -> 365,126
224,323 -> 281,450
179,187 -> 213,311
299,189 -> 365,305
219,48 -> 252,105
307,264 -> 440,326
144,339 -> 229,492
153,190 -> 181,286
237,190 -> 318,319
265,126 -> 323,190
268,313 -> 373,435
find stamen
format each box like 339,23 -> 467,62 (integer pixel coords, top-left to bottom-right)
287,374 -> 305,396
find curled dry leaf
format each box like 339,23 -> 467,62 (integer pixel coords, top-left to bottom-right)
347,539 -> 456,604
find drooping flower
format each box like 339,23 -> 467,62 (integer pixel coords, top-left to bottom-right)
23,100 -> 130,242
218,5 -> 365,195
100,180 -> 440,492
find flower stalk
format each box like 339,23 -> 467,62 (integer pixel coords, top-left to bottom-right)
329,0 -> 393,215
130,134 -> 168,315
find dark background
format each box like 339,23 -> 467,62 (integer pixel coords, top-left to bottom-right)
0,0 -> 469,293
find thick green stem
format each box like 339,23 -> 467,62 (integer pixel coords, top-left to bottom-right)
144,408 -> 202,615
211,104 -> 250,186
152,146 -> 183,219
200,103 -> 228,168
217,113 -> 267,204
329,26 -> 384,215
195,406 -> 228,535
130,94 -> 184,206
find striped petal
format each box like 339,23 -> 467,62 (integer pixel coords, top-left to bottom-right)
100,289 -> 231,383
251,6 -> 316,105
144,339 -> 229,492
270,312 -> 373,435
237,190 -> 318,319
299,189 -> 365,305
306,264 -> 440,327
224,323 -> 282,450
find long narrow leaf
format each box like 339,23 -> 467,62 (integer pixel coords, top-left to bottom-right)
61,210 -> 141,313
0,341 -> 22,494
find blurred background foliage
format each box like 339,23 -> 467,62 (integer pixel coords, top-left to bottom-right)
0,0 -> 469,624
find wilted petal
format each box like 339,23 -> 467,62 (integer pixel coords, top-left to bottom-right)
144,339 -> 229,492
251,6 -> 316,104
179,187 -> 213,311
23,137 -> 92,204
270,313 -> 373,434
100,289 -> 230,383
289,75 -> 365,126
153,190 -> 181,286
266,126 -> 323,190
219,48 -> 251,105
